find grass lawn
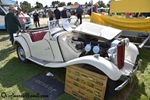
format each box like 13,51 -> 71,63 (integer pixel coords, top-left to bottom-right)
0,30 -> 150,100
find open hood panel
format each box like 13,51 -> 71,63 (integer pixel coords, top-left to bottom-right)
74,22 -> 122,40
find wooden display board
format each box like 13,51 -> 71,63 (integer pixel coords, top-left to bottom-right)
65,66 -> 108,100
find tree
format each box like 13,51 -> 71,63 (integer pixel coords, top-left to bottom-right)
52,1 -> 60,7
20,1 -> 31,13
44,5 -> 48,8
67,2 -> 72,6
87,2 -> 92,6
107,0 -> 111,7
85,2 -> 88,5
85,2 -> 88,8
98,0 -> 106,8
35,1 -> 43,9
74,2 -> 78,5
58,2 -> 66,7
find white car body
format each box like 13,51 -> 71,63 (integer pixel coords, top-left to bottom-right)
14,22 -> 141,96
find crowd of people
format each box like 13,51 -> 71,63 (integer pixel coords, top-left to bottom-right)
31,5 -> 85,28
5,4 -> 96,45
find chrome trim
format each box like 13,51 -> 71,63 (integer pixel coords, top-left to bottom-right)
115,59 -> 142,91
115,78 -> 130,91
139,35 -> 150,48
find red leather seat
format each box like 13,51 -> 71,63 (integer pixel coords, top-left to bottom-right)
30,31 -> 48,42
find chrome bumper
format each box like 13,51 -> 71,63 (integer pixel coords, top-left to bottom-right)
115,59 -> 142,91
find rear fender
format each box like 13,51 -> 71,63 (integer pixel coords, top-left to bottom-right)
45,55 -> 122,81
13,36 -> 30,58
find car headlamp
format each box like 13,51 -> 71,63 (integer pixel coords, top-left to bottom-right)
85,44 -> 91,52
93,45 -> 100,54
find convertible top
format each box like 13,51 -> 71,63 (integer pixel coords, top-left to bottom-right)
74,22 -> 122,40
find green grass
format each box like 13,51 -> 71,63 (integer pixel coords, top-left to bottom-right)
0,31 -> 150,100
82,16 -> 90,19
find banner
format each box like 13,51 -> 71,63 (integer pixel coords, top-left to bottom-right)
90,12 -> 150,33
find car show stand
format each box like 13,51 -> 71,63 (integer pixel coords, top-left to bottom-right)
65,65 -> 108,100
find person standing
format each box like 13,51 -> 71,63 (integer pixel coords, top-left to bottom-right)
125,12 -> 130,18
93,4 -> 98,13
54,6 -> 61,27
87,4 -> 98,16
48,9 -> 54,27
61,7 -> 68,18
75,5 -> 83,24
67,10 -> 71,23
5,6 -> 21,45
48,9 -> 54,21
16,7 -> 26,32
33,10 -> 40,28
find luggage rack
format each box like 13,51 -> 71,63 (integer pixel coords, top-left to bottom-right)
121,30 -> 150,48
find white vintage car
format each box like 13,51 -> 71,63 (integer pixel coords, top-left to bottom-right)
13,22 -> 141,98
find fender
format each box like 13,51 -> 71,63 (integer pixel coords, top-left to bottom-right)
125,42 -> 139,64
13,36 -> 31,58
45,55 -> 122,81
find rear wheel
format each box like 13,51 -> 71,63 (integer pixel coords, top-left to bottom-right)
16,44 -> 28,62
82,64 -> 117,99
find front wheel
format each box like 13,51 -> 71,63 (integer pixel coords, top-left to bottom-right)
16,44 -> 28,62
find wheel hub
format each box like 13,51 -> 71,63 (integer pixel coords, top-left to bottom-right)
18,47 -> 25,61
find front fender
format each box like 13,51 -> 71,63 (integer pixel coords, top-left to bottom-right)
13,36 -> 30,58
45,55 -> 122,81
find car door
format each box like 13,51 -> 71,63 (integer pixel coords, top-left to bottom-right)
30,39 -> 54,62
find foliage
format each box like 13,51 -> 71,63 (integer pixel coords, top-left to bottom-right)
74,2 -> 78,5
67,2 -> 72,6
98,0 -> 106,8
35,1 -> 43,9
44,5 -> 48,8
107,0 -> 111,7
52,1 -> 60,7
87,2 -> 92,6
58,2 -> 66,7
20,1 -> 32,13
18,0 -> 108,14
84,2 -> 88,8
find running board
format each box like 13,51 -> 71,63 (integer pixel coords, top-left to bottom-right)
28,57 -> 50,66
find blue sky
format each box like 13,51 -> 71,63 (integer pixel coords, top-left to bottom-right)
18,0 -> 110,6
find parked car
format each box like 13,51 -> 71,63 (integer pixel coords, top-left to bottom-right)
13,21 -> 141,98
0,4 -> 32,29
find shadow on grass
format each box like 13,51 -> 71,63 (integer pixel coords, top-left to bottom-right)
0,35 -> 9,42
107,77 -> 147,100
0,30 -> 7,35
0,47 -> 14,60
